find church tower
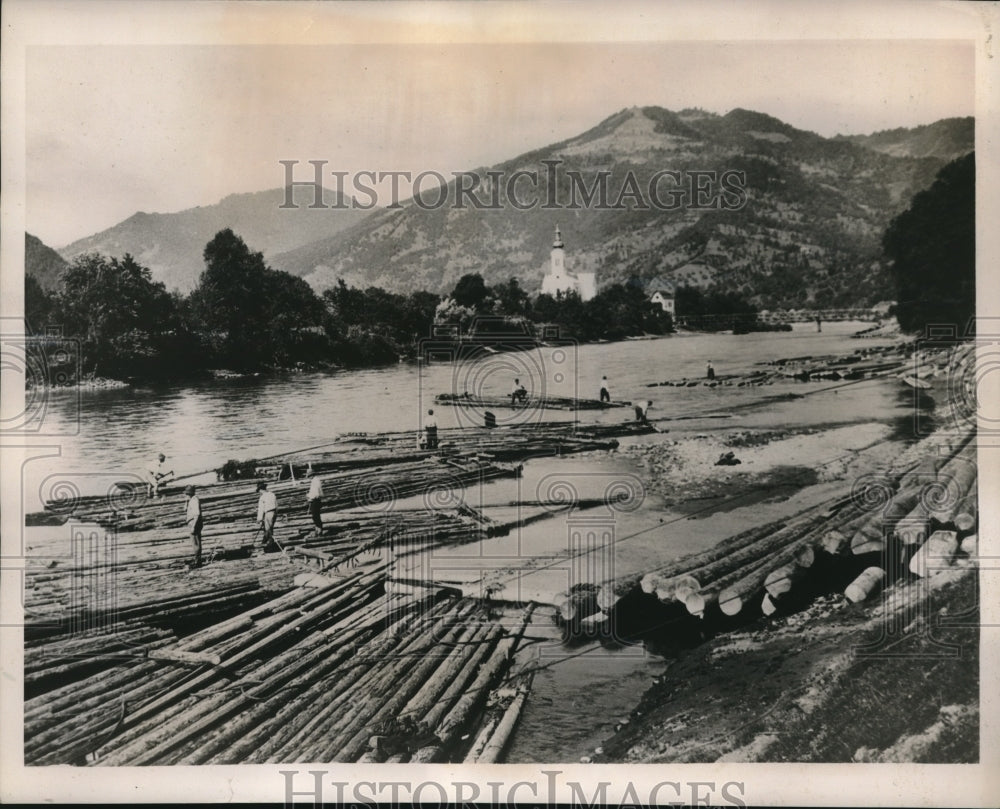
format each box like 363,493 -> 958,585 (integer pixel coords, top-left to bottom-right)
540,224 -> 596,300
550,225 -> 566,278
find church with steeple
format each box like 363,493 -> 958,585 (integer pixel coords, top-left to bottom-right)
539,226 -> 596,301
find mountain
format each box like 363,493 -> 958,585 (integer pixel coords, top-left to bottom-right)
25,233 -> 69,291
838,117 -> 974,161
268,107 -> 973,309
58,186 -> 368,292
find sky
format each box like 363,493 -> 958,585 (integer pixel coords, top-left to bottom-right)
24,35 -> 976,247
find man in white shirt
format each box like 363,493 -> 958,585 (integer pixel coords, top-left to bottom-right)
256,481 -> 279,552
147,453 -> 173,497
599,376 -> 611,403
306,470 -> 323,536
184,485 -> 203,567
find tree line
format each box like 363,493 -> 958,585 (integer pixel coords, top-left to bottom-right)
25,229 -> 440,380
24,229 -> 681,382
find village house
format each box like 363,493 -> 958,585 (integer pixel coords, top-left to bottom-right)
647,277 -> 676,314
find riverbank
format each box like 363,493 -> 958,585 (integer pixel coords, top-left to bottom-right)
556,342 -> 980,765
596,564 -> 978,763
500,336 -> 978,763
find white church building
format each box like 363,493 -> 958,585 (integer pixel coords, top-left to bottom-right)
540,226 -> 596,302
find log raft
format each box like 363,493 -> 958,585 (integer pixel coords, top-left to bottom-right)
435,392 -> 631,410
25,416 -> 653,763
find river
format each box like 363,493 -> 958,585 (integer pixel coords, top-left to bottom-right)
27,321 -> 900,504
22,321 -> 912,762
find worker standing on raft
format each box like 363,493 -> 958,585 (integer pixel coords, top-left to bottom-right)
424,408 -> 439,450
706,361 -> 715,380
599,375 -> 611,403
184,485 -> 203,568
256,481 -> 279,553
306,470 -> 323,536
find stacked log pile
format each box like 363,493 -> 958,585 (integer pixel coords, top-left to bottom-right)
627,505 -> 863,621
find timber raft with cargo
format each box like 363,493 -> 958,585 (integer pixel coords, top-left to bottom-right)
22,342 -> 981,764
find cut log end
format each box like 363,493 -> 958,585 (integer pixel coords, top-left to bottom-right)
909,530 -> 959,578
684,592 -> 706,617
718,590 -> 742,616
845,566 -> 886,603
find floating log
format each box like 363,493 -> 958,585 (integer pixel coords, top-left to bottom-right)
471,673 -> 534,764
304,611 -> 471,761
224,595 -> 449,764
411,605 -> 534,763
464,713 -> 501,764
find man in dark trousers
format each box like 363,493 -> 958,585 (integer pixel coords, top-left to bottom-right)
306,469 -> 323,536
424,408 -> 438,450
599,375 -> 611,402
706,361 -> 715,380
256,481 -> 278,553
184,485 -> 203,568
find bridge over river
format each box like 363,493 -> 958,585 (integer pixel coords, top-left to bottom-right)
675,308 -> 885,329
